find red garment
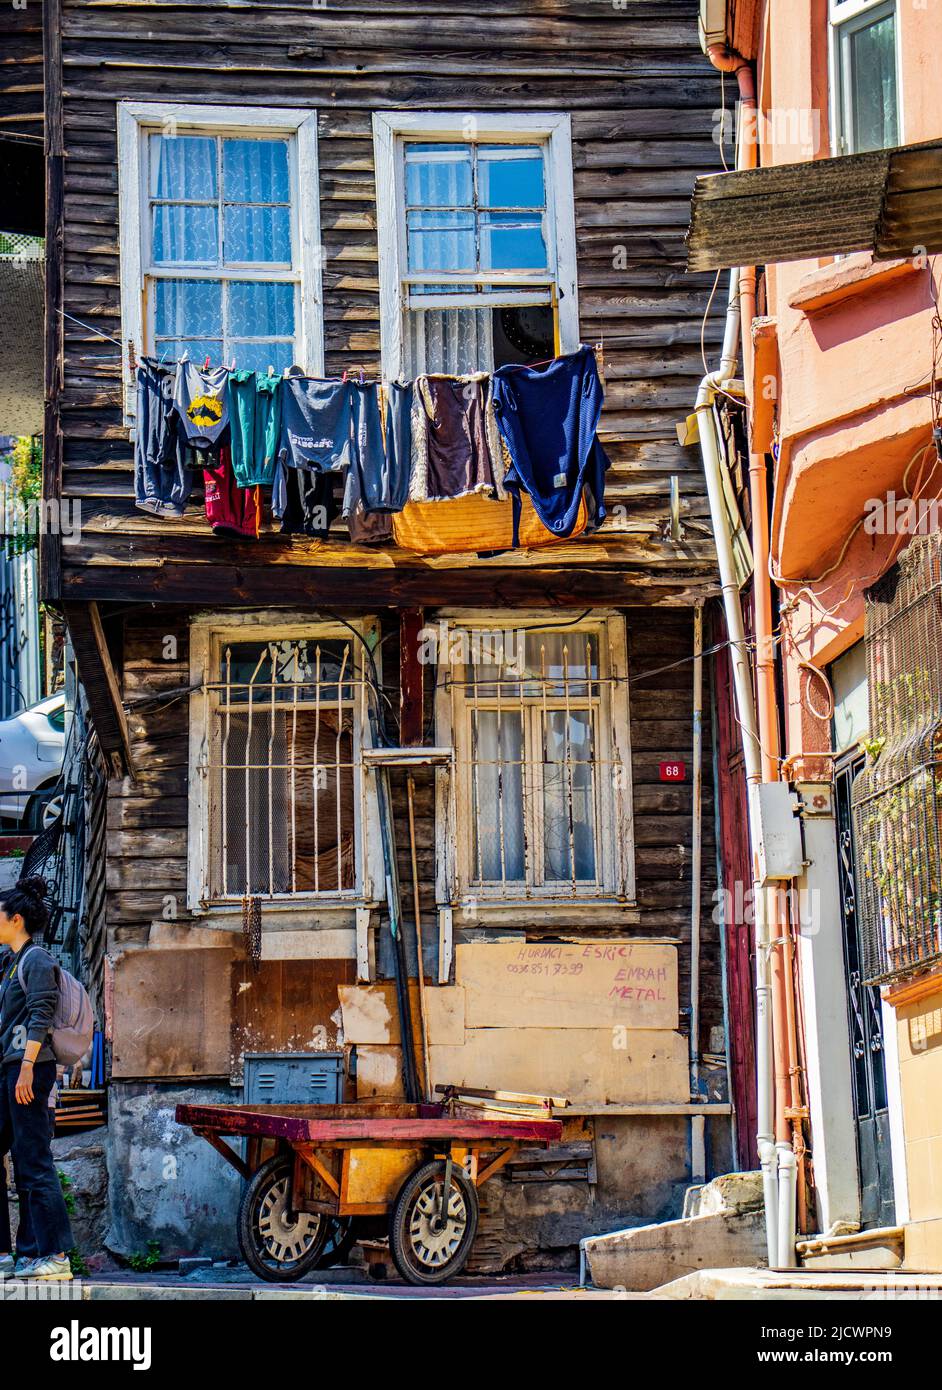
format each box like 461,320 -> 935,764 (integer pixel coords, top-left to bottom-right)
203,445 -> 260,539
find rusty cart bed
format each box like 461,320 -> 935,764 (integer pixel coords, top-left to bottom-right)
176,1101 -> 562,1286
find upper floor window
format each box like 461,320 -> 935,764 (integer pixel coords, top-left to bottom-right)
373,113 -> 579,378
830,0 -> 899,154
117,103 -> 323,418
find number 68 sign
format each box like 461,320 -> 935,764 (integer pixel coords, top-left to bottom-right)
659,761 -> 686,782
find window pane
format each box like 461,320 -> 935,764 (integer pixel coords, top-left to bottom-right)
542,710 -> 596,883
480,213 -> 547,271
153,337 -> 223,364
154,278 -> 222,338
223,138 -> 290,203
231,340 -> 295,373
407,210 -> 476,274
848,14 -> 898,152
214,708 -> 354,896
405,143 -> 473,207
228,280 -> 295,337
224,205 -> 291,263
220,639 -> 355,703
149,134 -> 217,200
405,306 -> 493,376
472,710 -> 525,882
524,632 -> 598,697
152,204 -> 218,265
478,146 -> 545,208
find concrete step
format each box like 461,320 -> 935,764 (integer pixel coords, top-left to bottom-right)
582,1171 -> 768,1292
796,1225 -> 904,1271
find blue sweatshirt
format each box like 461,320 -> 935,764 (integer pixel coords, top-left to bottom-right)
492,345 -> 611,541
0,942 -> 58,1066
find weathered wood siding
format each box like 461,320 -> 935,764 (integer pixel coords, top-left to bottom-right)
52,0 -> 723,608
110,604 -> 723,1062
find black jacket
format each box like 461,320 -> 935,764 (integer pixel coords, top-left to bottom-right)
0,942 -> 58,1066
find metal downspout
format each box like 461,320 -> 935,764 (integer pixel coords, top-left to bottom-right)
697,40 -> 781,1266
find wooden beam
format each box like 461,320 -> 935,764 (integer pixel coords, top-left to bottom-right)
40,0 -> 64,603
399,608 -> 424,745
63,601 -> 135,779
62,563 -> 718,610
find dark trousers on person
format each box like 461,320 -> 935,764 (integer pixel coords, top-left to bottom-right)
0,1059 -> 73,1258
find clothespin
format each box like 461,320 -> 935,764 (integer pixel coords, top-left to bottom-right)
342,370 -> 348,383
358,368 -> 365,385
267,364 -> 274,377
593,339 -> 606,388
203,355 -> 211,371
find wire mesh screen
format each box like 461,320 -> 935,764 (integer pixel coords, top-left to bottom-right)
853,533 -> 942,983
200,638 -> 363,900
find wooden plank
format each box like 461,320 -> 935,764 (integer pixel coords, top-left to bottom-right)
110,946 -> 234,1078
175,1104 -> 562,1145
62,601 -> 133,777
455,940 -> 679,1030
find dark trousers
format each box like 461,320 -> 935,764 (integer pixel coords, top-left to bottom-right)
0,1060 -> 73,1258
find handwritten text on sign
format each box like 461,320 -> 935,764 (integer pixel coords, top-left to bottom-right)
456,941 -> 679,1030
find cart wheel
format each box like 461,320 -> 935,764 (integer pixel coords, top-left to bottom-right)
238,1154 -> 329,1282
315,1216 -> 358,1270
390,1160 -> 479,1286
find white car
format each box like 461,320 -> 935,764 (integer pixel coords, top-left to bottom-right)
0,692 -> 66,830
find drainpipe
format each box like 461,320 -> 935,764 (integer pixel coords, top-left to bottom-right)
695,40 -> 781,1266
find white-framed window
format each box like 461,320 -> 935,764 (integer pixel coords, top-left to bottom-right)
117,102 -> 323,419
372,112 -> 579,378
829,0 -> 900,154
187,614 -> 381,911
433,612 -> 634,907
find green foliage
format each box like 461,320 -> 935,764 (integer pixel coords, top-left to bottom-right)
127,1241 -> 162,1273
57,1170 -> 76,1216
2,436 -> 42,557
69,1248 -> 89,1278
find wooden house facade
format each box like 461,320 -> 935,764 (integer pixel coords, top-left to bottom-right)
42,0 -> 743,1268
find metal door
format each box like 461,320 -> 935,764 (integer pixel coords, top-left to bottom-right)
834,755 -> 896,1228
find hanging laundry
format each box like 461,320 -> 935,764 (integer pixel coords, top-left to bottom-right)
393,491 -> 586,556
202,445 -> 260,539
272,456 -> 338,539
341,440 -> 393,543
344,381 -> 400,515
491,345 -> 611,541
173,361 -> 231,449
409,374 -> 505,503
229,369 -> 282,487
279,378 -> 357,473
134,357 -> 196,519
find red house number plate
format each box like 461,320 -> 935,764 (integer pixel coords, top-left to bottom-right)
659,761 -> 686,782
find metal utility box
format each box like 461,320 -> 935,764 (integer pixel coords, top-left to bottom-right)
756,782 -> 804,883
243,1053 -> 344,1107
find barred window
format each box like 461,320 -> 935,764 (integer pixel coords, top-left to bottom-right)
190,626 -> 375,906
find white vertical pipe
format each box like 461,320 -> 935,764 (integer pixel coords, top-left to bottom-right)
695,264 -> 778,1266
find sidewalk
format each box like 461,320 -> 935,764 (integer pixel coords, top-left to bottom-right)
654,1267 -> 942,1300
2,1266 -> 631,1301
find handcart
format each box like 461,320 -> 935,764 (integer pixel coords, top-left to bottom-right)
176,1100 -> 562,1285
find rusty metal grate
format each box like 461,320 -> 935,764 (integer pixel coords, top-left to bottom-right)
853,533 -> 942,984
199,638 -> 368,900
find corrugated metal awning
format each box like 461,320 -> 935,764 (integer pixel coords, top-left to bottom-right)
686,139 -> 942,272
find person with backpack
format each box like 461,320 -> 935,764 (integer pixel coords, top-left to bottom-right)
0,876 -> 74,1281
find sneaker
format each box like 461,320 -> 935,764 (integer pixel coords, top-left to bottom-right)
14,1257 -> 34,1278
0,1254 -> 13,1276
24,1254 -> 72,1281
